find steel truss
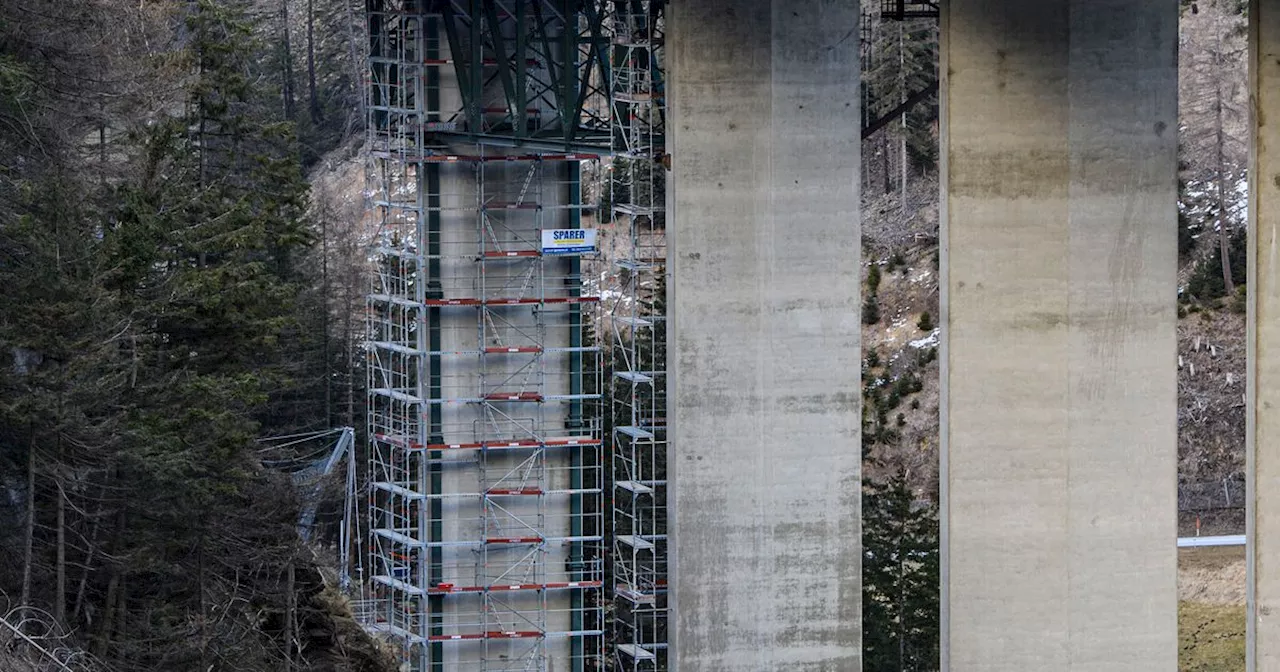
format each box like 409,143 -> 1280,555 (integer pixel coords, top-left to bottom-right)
435,0 -> 613,150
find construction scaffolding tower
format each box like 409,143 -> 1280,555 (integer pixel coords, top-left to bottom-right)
363,4 -> 606,671
607,2 -> 667,670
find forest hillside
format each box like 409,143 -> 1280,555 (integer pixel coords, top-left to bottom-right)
0,1 -> 389,669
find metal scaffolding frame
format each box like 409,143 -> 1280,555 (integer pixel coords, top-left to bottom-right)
606,2 -> 667,670
880,0 -> 940,20
362,3 -> 607,670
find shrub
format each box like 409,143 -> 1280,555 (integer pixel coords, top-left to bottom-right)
1230,284 -> 1247,314
1186,229 -> 1246,302
862,295 -> 881,325
885,389 -> 901,410
890,250 -> 906,271
1178,210 -> 1196,260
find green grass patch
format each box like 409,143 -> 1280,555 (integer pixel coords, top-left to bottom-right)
1180,601 -> 1245,671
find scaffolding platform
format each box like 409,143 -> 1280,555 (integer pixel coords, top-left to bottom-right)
618,644 -> 657,661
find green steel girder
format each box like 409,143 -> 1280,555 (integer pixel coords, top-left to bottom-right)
370,0 -> 665,153
431,0 -> 632,151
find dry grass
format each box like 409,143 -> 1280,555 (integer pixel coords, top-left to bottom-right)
1180,601 -> 1245,671
1179,545 -> 1246,671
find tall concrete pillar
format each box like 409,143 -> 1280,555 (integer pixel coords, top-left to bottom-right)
1249,2 -> 1280,669
940,2 -> 1178,670
667,2 -> 861,670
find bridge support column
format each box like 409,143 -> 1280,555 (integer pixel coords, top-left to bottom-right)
667,2 -> 861,670
940,2 -> 1178,670
1249,2 -> 1280,669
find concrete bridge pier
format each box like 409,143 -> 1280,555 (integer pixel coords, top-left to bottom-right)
667,1 -> 862,670
940,1 -> 1179,670
1250,1 -> 1280,669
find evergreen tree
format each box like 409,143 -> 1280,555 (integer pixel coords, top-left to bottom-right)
92,2 -> 320,667
0,1 -> 380,669
863,472 -> 940,672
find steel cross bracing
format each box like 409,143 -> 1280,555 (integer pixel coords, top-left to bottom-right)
363,3 -> 607,671
368,0 -> 627,157
606,2 -> 667,670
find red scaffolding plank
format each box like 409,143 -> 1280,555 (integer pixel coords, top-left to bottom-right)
486,487 -> 543,496
483,392 -> 543,402
428,631 -> 543,642
424,297 -> 600,306
422,438 -> 601,451
415,153 -> 600,163
427,580 -> 602,595
545,438 -> 601,447
484,346 -> 543,354
482,250 -> 541,258
485,536 -> 543,545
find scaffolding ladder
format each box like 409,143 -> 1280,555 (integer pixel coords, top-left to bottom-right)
608,3 -> 668,670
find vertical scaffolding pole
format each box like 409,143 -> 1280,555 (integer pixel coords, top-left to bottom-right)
609,3 -> 667,669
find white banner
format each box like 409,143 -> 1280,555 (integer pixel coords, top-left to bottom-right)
540,228 -> 597,256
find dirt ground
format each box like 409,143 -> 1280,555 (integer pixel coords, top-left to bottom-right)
1180,545 -> 1246,605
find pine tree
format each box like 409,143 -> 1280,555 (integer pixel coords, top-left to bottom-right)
93,2 -> 319,667
862,472 -> 940,672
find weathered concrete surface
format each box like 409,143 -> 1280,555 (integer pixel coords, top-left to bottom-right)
1249,2 -> 1280,669
667,2 -> 861,670
940,1 -> 1178,670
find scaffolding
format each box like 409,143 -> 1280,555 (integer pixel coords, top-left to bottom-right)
363,4 -> 605,671
607,3 -> 667,670
880,0 -> 940,20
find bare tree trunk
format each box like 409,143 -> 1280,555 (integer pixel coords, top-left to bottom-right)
899,20 -> 907,206
94,572 -> 118,657
307,0 -> 320,123
116,573 -> 127,646
20,436 -> 35,618
880,132 -> 891,195
284,559 -> 297,670
344,0 -> 365,135
1215,97 -> 1234,296
282,0 -> 296,120
198,531 -> 208,672
94,506 -> 127,657
73,496 -> 106,622
55,432 -> 66,626
1214,11 -> 1234,297
322,209 -> 332,426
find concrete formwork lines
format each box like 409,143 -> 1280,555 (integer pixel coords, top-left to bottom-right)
941,1 -> 1178,670
668,1 -> 861,670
